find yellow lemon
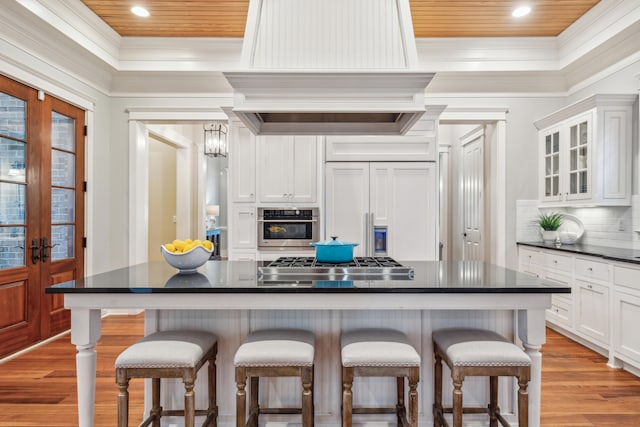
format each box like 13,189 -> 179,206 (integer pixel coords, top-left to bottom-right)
202,240 -> 212,250
193,239 -> 202,246
172,239 -> 186,251
163,243 -> 176,253
185,239 -> 193,245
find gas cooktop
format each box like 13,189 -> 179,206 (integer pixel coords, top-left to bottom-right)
258,256 -> 414,279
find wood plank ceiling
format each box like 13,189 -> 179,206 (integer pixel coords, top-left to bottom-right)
80,0 -> 601,38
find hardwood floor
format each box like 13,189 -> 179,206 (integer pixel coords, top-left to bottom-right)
0,316 -> 639,426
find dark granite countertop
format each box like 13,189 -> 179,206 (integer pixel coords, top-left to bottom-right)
517,241 -> 640,264
46,260 -> 570,294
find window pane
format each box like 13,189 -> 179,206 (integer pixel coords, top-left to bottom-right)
570,125 -> 577,147
552,177 -> 559,196
0,226 -> 25,269
0,93 -> 26,140
552,154 -> 559,174
51,188 -> 75,223
570,172 -> 577,194
545,157 -> 551,175
51,225 -> 74,261
579,147 -> 587,169
545,136 -> 551,155
0,137 -> 26,183
570,149 -> 577,171
52,149 -> 75,187
0,182 -> 26,224
553,133 -> 559,152
580,171 -> 588,193
545,178 -> 551,197
580,122 -> 588,145
51,112 -> 75,152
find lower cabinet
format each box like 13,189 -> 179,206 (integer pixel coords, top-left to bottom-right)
574,278 -> 609,346
230,205 -> 256,255
518,245 -> 640,373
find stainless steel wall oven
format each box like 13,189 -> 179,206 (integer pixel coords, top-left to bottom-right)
258,208 -> 319,249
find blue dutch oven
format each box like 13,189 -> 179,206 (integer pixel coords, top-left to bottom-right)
310,236 -> 359,263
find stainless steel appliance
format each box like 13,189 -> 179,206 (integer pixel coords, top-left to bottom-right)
257,208 -> 319,249
258,256 -> 414,280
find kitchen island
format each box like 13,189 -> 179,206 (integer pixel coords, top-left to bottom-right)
47,260 -> 569,427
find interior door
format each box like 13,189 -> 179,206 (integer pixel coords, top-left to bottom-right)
461,130 -> 484,262
0,75 -> 85,356
325,162 -> 369,257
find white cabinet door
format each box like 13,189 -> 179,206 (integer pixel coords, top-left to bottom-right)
575,278 -> 609,345
370,162 -> 436,261
230,125 -> 256,202
613,288 -> 640,365
325,162 -> 369,257
258,136 -> 289,203
258,136 -> 318,203
231,205 -> 256,249
290,136 -> 317,203
539,124 -> 563,203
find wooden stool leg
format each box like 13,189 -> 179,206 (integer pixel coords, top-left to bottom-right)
235,367 -> 247,427
302,366 -> 314,427
433,351 -> 443,427
183,372 -> 196,427
452,373 -> 464,427
116,370 -> 129,427
342,367 -> 354,427
208,351 -> 217,427
518,376 -> 529,427
151,378 -> 161,427
489,376 -> 498,427
250,376 -> 259,427
396,376 -> 405,425
408,367 -> 419,427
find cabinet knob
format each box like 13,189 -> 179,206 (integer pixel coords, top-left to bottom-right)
587,284 -> 593,289
587,267 -> 593,271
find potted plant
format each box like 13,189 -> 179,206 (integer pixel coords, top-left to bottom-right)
538,212 -> 563,243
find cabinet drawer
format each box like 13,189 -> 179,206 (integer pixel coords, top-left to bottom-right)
519,247 -> 542,266
613,264 -> 640,292
543,251 -> 573,273
575,257 -> 609,282
547,298 -> 572,328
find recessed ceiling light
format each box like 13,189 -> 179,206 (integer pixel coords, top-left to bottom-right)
131,6 -> 150,17
512,6 -> 531,18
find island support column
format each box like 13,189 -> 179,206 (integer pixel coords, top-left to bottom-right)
70,308 -> 102,427
518,309 -> 546,427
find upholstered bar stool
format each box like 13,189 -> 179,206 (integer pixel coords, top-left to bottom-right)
341,329 -> 421,427
115,330 -> 218,427
432,328 -> 531,427
234,329 -> 315,427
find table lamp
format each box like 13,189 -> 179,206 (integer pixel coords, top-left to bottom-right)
206,204 -> 219,229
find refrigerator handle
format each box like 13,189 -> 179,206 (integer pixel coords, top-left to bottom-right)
370,212 -> 375,257
364,212 -> 369,257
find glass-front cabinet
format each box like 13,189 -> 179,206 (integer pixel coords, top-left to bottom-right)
536,95 -> 635,207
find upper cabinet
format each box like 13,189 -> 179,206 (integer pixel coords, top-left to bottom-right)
535,94 -> 636,206
230,123 -> 256,203
258,135 -> 318,204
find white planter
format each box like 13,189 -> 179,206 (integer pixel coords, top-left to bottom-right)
541,230 -> 558,243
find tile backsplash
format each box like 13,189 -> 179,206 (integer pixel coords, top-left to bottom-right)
516,196 -> 640,249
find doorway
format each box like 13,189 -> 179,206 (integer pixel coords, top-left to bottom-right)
461,127 -> 485,261
148,136 -> 177,262
0,74 -> 85,357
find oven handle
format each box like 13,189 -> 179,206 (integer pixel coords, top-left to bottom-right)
257,219 -> 318,223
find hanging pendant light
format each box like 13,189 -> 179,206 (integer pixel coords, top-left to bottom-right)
204,123 -> 228,157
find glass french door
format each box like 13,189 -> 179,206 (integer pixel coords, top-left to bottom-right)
0,74 -> 84,357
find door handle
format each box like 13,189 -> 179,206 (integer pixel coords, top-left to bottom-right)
40,237 -> 58,263
30,238 -> 40,264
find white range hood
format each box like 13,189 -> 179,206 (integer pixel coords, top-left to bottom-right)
223,0 -> 434,135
